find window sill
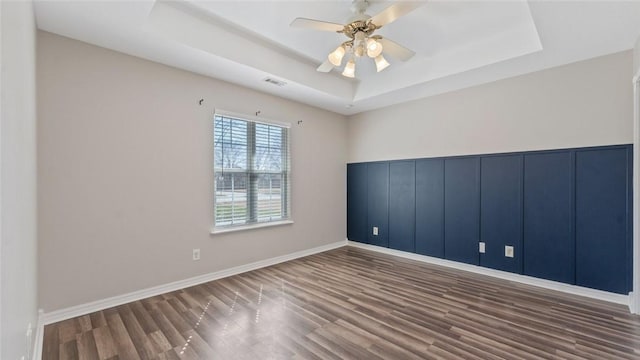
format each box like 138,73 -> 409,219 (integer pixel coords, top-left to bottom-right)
210,220 -> 294,235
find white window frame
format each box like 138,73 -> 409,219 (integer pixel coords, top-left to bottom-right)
211,110 -> 292,234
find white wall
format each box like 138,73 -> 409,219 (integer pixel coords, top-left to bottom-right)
37,32 -> 347,312
0,1 -> 38,359
348,51 -> 633,163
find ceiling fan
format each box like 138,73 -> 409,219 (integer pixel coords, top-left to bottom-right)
290,0 -> 423,78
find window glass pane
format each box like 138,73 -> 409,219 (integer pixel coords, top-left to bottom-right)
215,172 -> 248,226
214,116 -> 247,170
214,113 -> 290,229
256,173 -> 283,222
254,123 -> 283,172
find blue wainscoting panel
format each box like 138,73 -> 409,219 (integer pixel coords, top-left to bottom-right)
480,155 -> 523,273
367,162 -> 390,247
415,159 -> 445,257
347,163 -> 368,243
346,144 -> 632,295
389,161 -> 416,252
575,147 -> 631,294
444,157 -> 480,265
523,151 -> 575,284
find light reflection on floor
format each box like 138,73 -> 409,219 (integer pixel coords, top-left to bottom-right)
179,299 -> 213,355
180,278 -> 292,358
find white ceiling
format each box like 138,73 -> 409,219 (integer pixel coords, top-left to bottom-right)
34,1 -> 640,115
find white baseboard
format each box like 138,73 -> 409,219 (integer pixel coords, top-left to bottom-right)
347,241 -> 630,307
39,240 -> 347,326
629,291 -> 638,314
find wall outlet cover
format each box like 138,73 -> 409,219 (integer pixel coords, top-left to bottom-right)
373,227 -> 378,236
193,248 -> 201,261
505,245 -> 514,258
479,242 -> 486,253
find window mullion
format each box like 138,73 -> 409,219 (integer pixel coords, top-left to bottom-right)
282,127 -> 289,219
247,122 -> 257,223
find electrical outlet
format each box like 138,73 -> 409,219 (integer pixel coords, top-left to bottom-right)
193,248 -> 201,261
372,227 -> 378,236
505,245 -> 514,258
479,242 -> 486,253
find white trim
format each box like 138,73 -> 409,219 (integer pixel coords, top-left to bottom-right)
0,0 -> 4,354
347,241 -> 630,306
32,310 -> 43,360
214,108 -> 291,128
211,219 -> 294,234
632,76 -> 640,314
39,240 -> 347,325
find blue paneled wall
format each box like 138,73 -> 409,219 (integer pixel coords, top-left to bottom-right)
389,161 -> 416,252
523,151 -> 575,284
480,155 -> 523,273
575,148 -> 632,293
415,159 -> 444,257
346,145 -> 633,295
444,158 -> 480,265
347,163 -> 367,244
367,162 -> 389,247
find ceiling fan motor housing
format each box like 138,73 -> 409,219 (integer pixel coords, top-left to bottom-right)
341,20 -> 378,39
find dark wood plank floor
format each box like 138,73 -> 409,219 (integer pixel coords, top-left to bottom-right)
42,246 -> 640,359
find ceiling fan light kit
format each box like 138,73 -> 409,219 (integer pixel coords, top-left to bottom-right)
291,0 -> 422,78
342,58 -> 357,78
328,45 -> 346,66
366,38 -> 383,58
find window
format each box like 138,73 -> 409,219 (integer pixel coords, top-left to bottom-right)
213,111 -> 290,230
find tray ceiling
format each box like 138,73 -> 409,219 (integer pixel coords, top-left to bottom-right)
34,1 -> 640,115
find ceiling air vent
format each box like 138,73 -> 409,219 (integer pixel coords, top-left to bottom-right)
263,77 -> 287,87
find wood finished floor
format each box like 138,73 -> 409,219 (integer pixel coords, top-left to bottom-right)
42,247 -> 640,360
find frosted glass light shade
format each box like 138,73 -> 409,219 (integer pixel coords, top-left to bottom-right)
328,46 -> 346,66
375,54 -> 390,72
342,59 -> 356,78
366,38 -> 383,58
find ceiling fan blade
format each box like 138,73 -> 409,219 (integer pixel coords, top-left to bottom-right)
290,18 -> 344,32
370,2 -> 424,27
379,38 -> 416,61
316,59 -> 334,73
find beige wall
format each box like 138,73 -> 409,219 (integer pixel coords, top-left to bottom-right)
37,32 -> 347,312
1,1 -> 38,358
348,51 -> 634,163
